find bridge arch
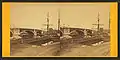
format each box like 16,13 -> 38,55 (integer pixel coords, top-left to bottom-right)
25,30 -> 34,38
86,29 -> 93,36
10,31 -> 13,37
36,30 -> 42,36
20,30 -> 35,38
70,30 -> 85,37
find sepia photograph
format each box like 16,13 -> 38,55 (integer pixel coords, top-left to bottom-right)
10,3 -> 110,56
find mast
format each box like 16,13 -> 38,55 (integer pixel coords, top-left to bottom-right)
58,9 -> 60,31
92,12 -> 104,32
43,12 -> 53,34
58,9 -> 62,50
47,12 -> 49,33
97,12 -> 100,32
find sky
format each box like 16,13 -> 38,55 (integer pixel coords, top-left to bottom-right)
10,3 -> 110,30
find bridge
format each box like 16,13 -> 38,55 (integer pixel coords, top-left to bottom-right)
10,27 -> 103,39
10,28 -> 42,38
60,27 -> 94,37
